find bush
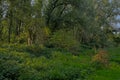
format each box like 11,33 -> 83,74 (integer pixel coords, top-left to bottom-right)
92,49 -> 109,68
113,36 -> 120,47
0,60 -> 22,80
49,29 -> 80,54
18,51 -> 92,80
0,48 -> 31,80
0,46 -> 93,80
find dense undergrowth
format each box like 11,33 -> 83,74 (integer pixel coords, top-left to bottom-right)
0,44 -> 120,80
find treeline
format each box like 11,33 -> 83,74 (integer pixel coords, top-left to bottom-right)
0,0 -> 120,50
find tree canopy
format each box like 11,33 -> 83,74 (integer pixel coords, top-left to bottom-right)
0,0 -> 120,48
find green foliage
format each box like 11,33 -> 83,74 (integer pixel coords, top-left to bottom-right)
0,60 -> 22,80
0,0 -> 117,50
0,0 -> 120,79
0,45 -> 120,80
49,29 -> 80,54
91,50 -> 109,69
107,47 -> 120,64
87,47 -> 120,80
0,46 -> 93,80
0,47 -> 31,80
113,36 -> 120,46
88,62 -> 120,80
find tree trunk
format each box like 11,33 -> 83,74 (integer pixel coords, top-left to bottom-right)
8,10 -> 13,43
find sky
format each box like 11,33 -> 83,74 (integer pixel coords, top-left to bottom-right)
112,15 -> 120,29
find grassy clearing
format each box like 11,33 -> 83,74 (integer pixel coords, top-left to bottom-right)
88,62 -> 120,80
88,47 -> 120,80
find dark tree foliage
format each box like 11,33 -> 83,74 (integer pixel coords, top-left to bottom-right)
0,0 -> 119,48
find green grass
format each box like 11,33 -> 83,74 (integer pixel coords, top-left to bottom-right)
88,62 -> 120,80
107,47 -> 120,64
88,47 -> 120,80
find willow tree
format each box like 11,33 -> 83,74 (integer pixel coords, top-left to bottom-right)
43,0 -> 120,49
0,0 -> 2,41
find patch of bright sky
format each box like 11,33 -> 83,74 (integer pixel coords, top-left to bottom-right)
112,22 -> 120,28
109,0 -> 112,3
110,0 -> 120,28
115,15 -> 120,20
112,15 -> 120,28
31,0 -> 35,6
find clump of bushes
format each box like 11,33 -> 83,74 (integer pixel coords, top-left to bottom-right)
92,49 -> 109,68
113,36 -> 120,47
0,60 -> 22,80
48,29 -> 80,55
0,47 -> 92,80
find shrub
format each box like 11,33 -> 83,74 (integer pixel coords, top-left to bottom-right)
113,36 -> 120,47
49,29 -> 80,54
92,49 -> 109,68
0,48 -> 31,80
0,60 -> 22,80
0,46 -> 93,80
